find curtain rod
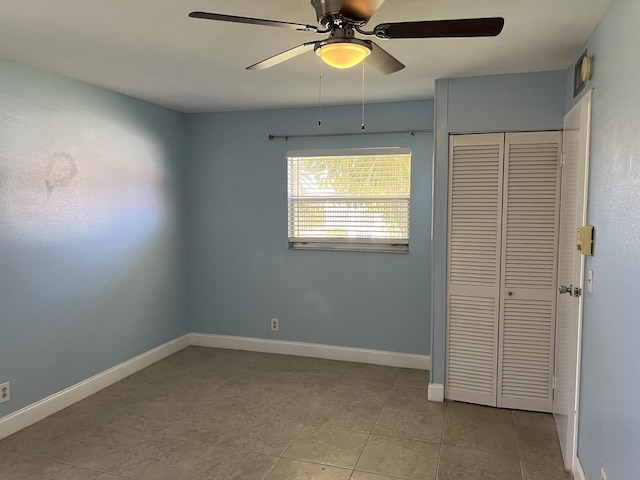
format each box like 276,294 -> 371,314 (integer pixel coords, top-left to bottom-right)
268,129 -> 433,141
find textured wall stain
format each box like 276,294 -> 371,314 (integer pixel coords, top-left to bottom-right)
44,153 -> 78,196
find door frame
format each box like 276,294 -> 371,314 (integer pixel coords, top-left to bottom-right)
554,89 -> 592,472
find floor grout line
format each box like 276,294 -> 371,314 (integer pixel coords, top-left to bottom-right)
347,367 -> 400,479
259,362 -> 352,479
512,410 -> 526,480
433,400 -> 449,480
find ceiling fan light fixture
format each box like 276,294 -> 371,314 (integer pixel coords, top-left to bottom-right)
316,41 -> 371,69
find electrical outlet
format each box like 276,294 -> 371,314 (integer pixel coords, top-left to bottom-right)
0,382 -> 10,404
600,468 -> 607,480
271,318 -> 279,331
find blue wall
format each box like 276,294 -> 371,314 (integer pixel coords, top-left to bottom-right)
186,101 -> 433,355
0,59 -> 188,418
3,7 -> 637,474
430,71 -> 567,384
565,0 -> 640,478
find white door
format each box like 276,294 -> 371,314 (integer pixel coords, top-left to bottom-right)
446,132 -> 561,410
554,90 -> 592,471
498,132 -> 562,412
446,133 -> 504,407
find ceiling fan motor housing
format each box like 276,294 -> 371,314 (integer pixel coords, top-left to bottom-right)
311,0 -> 368,27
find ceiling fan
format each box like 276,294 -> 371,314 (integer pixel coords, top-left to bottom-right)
189,0 -> 505,75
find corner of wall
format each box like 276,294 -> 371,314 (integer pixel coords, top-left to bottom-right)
430,79 -> 450,386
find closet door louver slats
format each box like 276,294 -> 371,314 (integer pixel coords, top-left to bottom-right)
448,295 -> 497,398
446,134 -> 504,407
501,299 -> 554,400
498,132 -> 562,412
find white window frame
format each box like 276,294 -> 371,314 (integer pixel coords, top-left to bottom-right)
287,147 -> 411,253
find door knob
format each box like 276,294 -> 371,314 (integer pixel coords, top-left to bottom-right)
559,284 -> 582,297
559,285 -> 572,295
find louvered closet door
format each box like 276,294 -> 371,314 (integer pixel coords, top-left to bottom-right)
446,133 -> 504,406
497,131 -> 562,412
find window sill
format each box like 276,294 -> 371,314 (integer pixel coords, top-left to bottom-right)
288,241 -> 409,254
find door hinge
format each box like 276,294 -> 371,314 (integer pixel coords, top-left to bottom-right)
560,152 -> 566,167
552,375 -> 557,390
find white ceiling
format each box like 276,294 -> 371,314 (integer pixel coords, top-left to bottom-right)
0,0 -> 613,112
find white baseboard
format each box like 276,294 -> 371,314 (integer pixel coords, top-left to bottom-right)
0,332 -> 430,441
574,457 -> 587,480
428,383 -> 444,402
191,333 -> 430,370
0,334 -> 190,441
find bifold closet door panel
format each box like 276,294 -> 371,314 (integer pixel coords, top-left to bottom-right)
497,131 -> 562,412
446,133 -> 504,407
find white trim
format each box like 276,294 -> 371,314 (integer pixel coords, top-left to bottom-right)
0,332 -> 430,441
428,383 -> 445,402
191,333 -> 430,370
0,334 -> 190,441
574,457 -> 587,480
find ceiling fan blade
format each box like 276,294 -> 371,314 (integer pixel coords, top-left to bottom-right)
247,42 -> 319,70
367,41 -> 405,74
340,0 -> 386,23
189,11 -> 319,33
374,17 -> 505,39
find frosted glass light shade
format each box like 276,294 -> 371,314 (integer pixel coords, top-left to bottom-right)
316,42 -> 371,69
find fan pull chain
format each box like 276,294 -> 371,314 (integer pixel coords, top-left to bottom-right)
361,60 -> 366,130
318,55 -> 323,127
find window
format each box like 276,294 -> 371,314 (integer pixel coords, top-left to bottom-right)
287,148 -> 411,253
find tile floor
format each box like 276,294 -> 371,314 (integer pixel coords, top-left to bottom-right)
0,347 -> 572,479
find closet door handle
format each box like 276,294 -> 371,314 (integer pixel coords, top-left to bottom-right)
507,291 -> 513,296
559,284 -> 572,295
559,284 -> 582,297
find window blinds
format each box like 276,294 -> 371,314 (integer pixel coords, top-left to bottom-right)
287,148 -> 411,252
